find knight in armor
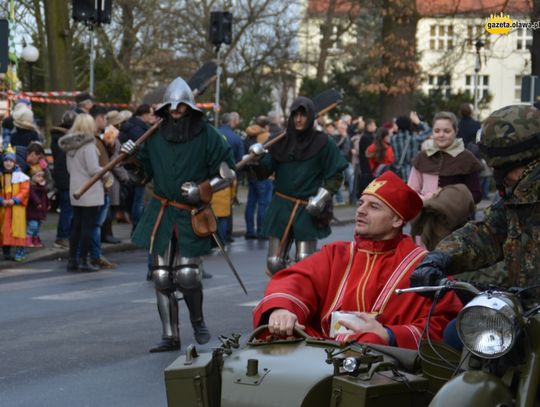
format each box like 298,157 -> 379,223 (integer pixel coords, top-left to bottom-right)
248,96 -> 348,275
121,77 -> 236,352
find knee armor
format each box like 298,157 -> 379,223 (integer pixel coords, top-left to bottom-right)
173,257 -> 202,290
151,248 -> 174,292
266,236 -> 291,275
267,255 -> 288,275
152,267 -> 173,291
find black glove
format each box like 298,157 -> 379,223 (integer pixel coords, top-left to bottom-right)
409,251 -> 452,289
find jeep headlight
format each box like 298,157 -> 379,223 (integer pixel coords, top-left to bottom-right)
342,357 -> 358,373
457,293 -> 519,359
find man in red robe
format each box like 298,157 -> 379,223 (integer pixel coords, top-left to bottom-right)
253,171 -> 462,349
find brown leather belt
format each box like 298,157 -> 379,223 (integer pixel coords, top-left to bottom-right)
150,193 -> 196,253
275,191 -> 308,206
274,192 -> 309,259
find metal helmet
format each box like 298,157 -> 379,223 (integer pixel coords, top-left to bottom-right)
154,76 -> 202,115
478,104 -> 540,168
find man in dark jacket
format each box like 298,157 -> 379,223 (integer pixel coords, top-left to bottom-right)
50,110 -> 77,248
119,104 -> 152,143
356,119 -> 377,194
218,112 -> 245,242
10,106 -> 40,147
457,103 -> 481,147
119,104 -> 154,231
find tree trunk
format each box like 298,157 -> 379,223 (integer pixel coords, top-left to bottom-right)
32,0 -> 53,142
379,0 -> 419,122
316,0 -> 337,81
44,0 -> 74,126
531,0 -> 540,76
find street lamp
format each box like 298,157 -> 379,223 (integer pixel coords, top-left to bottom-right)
473,40 -> 484,116
21,44 -> 39,91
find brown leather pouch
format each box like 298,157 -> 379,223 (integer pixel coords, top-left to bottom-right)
191,206 -> 217,237
198,180 -> 213,204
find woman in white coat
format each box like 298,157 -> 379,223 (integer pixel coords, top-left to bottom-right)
59,113 -> 109,272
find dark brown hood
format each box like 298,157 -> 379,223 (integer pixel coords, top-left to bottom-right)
268,96 -> 327,162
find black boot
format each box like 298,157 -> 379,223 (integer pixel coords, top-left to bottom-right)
192,320 -> 211,344
183,288 -> 211,344
79,258 -> 100,272
149,337 -> 181,353
66,258 -> 79,272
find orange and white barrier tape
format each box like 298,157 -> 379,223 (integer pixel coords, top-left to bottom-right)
6,90 -> 83,98
3,90 -> 216,110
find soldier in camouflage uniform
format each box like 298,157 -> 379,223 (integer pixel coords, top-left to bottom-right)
409,105 -> 540,303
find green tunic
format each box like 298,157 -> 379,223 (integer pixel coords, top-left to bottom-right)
261,138 -> 348,240
131,123 -> 235,257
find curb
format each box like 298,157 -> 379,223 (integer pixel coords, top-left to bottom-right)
0,241 -> 139,271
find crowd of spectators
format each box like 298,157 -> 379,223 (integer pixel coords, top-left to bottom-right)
321,102 -> 487,250
0,93 -> 490,266
0,93 -> 155,270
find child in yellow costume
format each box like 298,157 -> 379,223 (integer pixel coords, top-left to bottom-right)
1,145 -> 30,261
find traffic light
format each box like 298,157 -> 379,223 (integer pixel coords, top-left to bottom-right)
209,11 -> 233,45
72,0 -> 97,23
72,0 -> 112,24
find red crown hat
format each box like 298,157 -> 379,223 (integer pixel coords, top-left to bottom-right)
362,170 -> 423,221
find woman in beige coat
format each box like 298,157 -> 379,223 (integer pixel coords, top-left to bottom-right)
59,113 -> 108,272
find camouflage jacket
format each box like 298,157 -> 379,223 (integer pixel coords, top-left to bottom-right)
437,160 -> 540,288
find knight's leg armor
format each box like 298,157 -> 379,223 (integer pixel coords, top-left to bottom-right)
149,241 -> 181,353
295,240 -> 317,263
266,235 -> 294,276
172,256 -> 211,344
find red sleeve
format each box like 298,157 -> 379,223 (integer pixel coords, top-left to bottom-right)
253,244 -> 336,328
337,292 -> 462,350
385,291 -> 462,349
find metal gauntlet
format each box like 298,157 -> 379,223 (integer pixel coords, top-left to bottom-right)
305,188 -> 332,217
120,140 -> 138,156
208,162 -> 236,193
248,143 -> 267,157
181,162 -> 236,204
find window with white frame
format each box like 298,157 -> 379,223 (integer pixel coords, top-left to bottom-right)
516,28 -> 532,50
467,25 -> 489,49
515,75 -> 523,101
465,75 -> 489,99
427,74 -> 452,97
429,24 -> 454,50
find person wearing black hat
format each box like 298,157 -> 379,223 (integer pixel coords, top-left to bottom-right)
247,96 -> 348,276
51,110 -> 78,249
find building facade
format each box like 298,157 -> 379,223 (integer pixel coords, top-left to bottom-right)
300,0 -> 533,118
